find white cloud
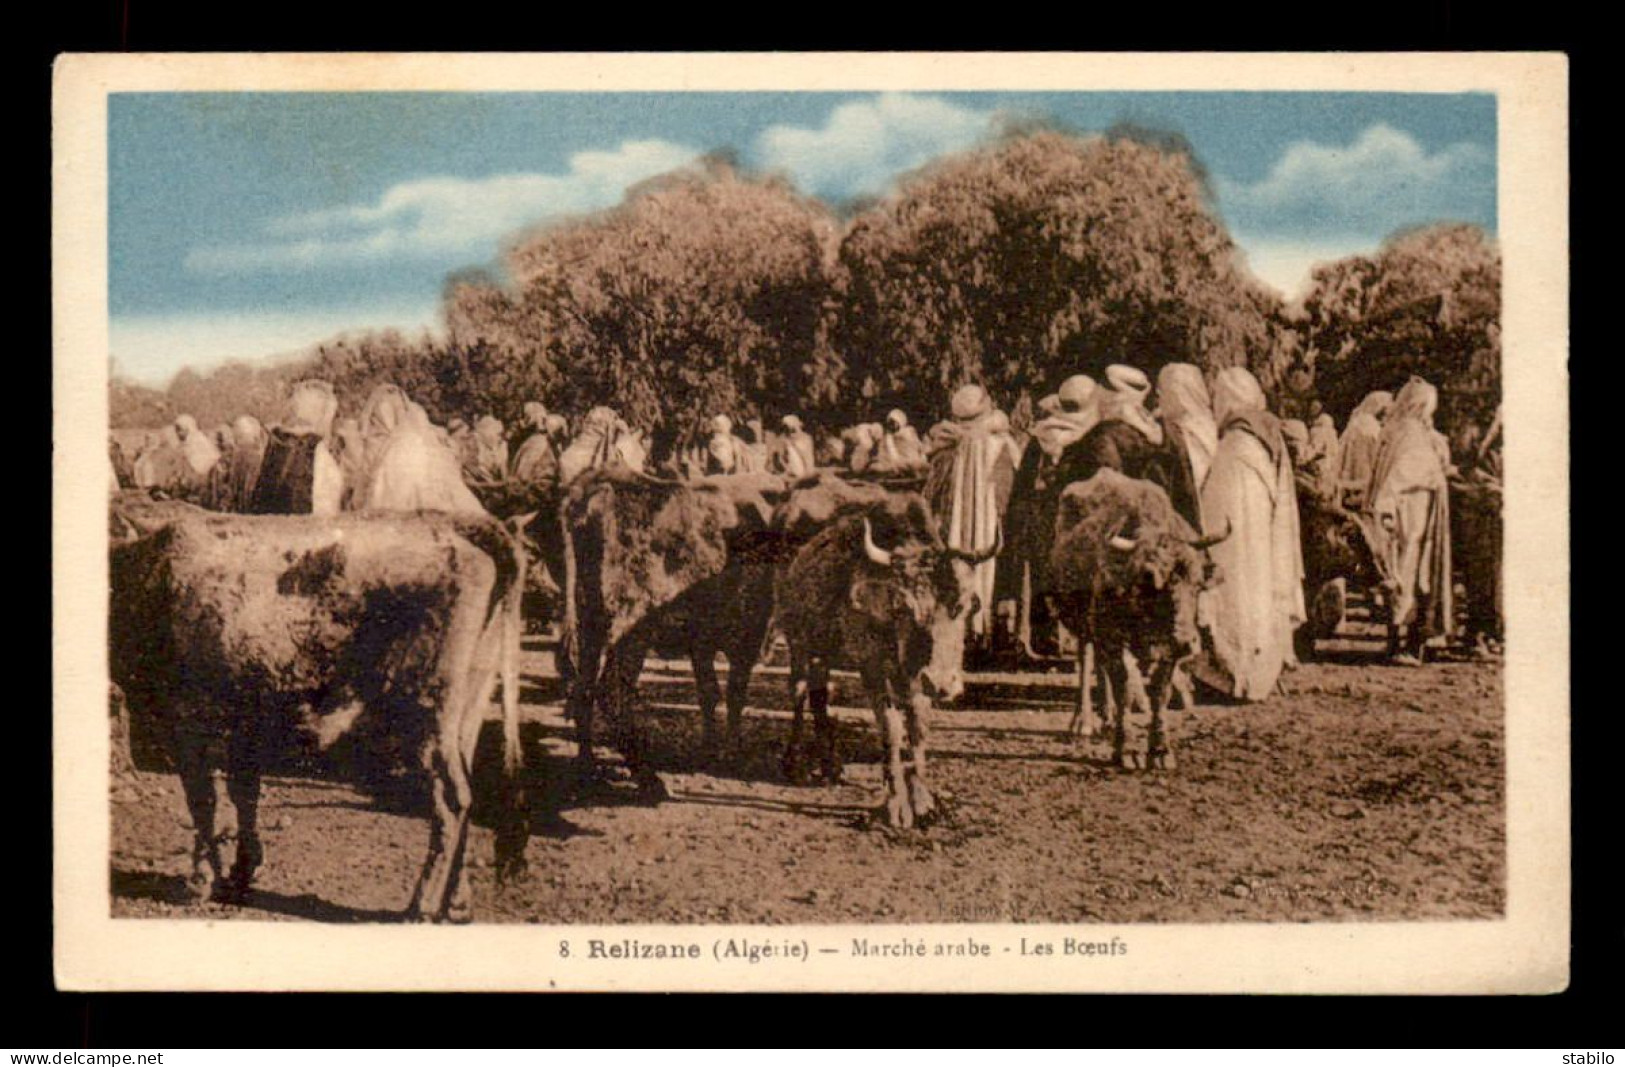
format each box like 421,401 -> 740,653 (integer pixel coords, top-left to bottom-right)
1216,123 -> 1494,239
186,139 -> 701,275
1230,234 -> 1380,300
754,93 -> 998,200
110,302 -> 443,386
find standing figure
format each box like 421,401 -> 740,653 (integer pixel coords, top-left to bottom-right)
924,384 -> 1007,643
704,414 -> 745,475
1307,413 -> 1342,501
202,415 -> 268,512
331,417 -> 368,510
877,410 -> 927,471
248,380 -> 343,516
739,418 -> 770,474
1338,390 -> 1394,509
173,414 -> 222,491
845,422 -> 879,474
559,406 -> 642,485
1193,367 -> 1306,701
777,415 -> 817,479
1156,363 -> 1219,520
511,407 -> 568,487
133,425 -> 187,492
470,415 -> 510,485
1011,375 -> 1102,655
1364,377 -> 1454,665
355,384 -> 485,515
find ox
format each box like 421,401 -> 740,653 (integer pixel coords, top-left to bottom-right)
1048,470 -> 1227,770
558,469 -> 786,800
109,511 -> 529,922
775,482 -> 992,827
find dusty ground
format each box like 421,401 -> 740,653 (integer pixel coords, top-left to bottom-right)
110,629 -> 1505,925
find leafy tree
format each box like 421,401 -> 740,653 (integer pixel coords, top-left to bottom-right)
832,129 -> 1280,419
476,159 -> 842,435
1299,223 -> 1501,437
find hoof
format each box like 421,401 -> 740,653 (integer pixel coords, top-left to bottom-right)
1118,750 -> 1146,771
210,878 -> 249,906
880,793 -> 914,830
573,774 -> 621,803
494,853 -> 529,885
908,781 -> 936,822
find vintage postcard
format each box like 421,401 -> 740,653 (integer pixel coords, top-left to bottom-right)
54,52 -> 1569,992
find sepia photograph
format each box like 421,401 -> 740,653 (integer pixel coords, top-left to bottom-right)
54,52 -> 1569,993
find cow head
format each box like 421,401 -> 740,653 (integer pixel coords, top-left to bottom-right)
849,515 -> 946,632
1106,518 -> 1230,661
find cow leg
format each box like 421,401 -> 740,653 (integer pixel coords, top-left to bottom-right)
809,657 -> 840,785
903,677 -> 935,824
782,649 -> 810,783
219,720 -> 265,904
408,737 -> 475,923
567,627 -> 611,794
1068,640 -> 1098,740
867,665 -> 911,829
690,644 -> 723,763
1170,665 -> 1195,711
1120,648 -> 1156,770
173,723 -> 223,900
1099,647 -> 1137,769
608,645 -> 667,805
722,647 -> 754,764
1145,656 -> 1180,772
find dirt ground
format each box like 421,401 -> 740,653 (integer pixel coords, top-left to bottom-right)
109,630 -> 1505,925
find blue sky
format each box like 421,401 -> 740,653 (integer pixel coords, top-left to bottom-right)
109,91 -> 1497,385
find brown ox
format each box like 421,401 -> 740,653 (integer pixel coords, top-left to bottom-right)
558,469 -> 786,800
1048,470 -> 1227,770
110,511 -> 529,922
775,483 -> 992,827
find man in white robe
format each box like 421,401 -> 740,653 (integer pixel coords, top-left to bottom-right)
357,384 -> 485,515
1364,377 -> 1453,665
1193,367 -> 1306,701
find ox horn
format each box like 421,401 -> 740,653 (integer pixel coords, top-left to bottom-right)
861,516 -> 893,567
951,524 -> 1003,565
1187,518 -> 1234,551
1107,520 -> 1138,552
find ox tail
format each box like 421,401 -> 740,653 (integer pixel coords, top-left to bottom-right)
494,516 -> 531,881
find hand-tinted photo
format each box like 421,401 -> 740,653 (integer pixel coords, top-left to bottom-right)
105,89 -> 1505,925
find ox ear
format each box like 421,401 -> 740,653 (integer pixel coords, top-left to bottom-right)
845,581 -> 884,617
848,580 -> 895,620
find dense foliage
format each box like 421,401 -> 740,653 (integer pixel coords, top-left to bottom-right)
110,132 -> 1499,447
834,130 -> 1281,421
1297,224 -> 1502,433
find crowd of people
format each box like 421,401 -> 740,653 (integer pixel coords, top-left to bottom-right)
111,360 -> 1503,699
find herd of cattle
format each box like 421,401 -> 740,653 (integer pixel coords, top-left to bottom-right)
110,464 -> 1230,923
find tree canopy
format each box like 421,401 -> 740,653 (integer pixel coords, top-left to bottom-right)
444,159 -> 842,437
1298,223 -> 1501,434
833,130 -> 1281,420
111,131 -> 1497,452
